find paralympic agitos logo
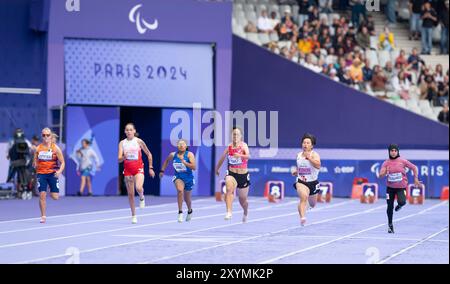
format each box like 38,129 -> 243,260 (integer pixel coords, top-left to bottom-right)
129,4 -> 159,34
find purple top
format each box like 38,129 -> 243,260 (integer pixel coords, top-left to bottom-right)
381,158 -> 418,188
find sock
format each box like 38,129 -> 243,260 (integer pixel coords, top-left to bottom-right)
178,210 -> 183,214
188,209 -> 193,214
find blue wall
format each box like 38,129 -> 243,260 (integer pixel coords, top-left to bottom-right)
231,36 -> 449,150
0,0 -> 47,141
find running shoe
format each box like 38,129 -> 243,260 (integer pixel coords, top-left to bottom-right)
40,216 -> 46,223
131,215 -> 138,224
224,212 -> 232,220
186,210 -> 193,222
300,217 -> 307,226
388,223 -> 394,233
177,213 -> 184,223
139,198 -> 145,209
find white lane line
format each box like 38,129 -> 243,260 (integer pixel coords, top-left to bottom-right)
377,227 -> 449,264
0,200 -> 298,249
144,202 -> 382,263
15,200 -> 354,264
258,201 -> 448,264
8,199 -> 302,258
0,204 -> 223,235
0,198 -> 212,224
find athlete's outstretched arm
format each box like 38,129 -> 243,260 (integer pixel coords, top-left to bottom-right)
138,139 -> 155,178
32,149 -> 38,169
159,153 -> 175,178
118,141 -> 124,163
215,148 -> 229,176
182,152 -> 196,171
54,145 -> 65,178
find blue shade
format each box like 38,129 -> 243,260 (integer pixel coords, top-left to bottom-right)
247,159 -> 449,198
64,38 -> 214,108
65,106 -> 120,196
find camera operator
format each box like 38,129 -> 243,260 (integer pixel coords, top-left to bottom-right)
6,128 -> 33,199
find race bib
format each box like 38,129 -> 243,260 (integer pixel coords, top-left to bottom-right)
298,167 -> 312,175
173,162 -> 187,172
38,151 -> 53,161
228,156 -> 243,165
388,172 -> 403,183
125,152 -> 139,160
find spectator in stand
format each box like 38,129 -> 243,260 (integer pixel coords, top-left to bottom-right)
379,26 -> 395,51
309,6 -> 320,23
280,9 -> 297,41
384,61 -> 396,92
372,65 -> 388,93
298,0 -> 312,28
244,21 -> 258,33
269,11 -> 281,32
329,68 -> 340,82
421,2 -> 438,55
392,71 -> 412,100
311,33 -> 321,50
319,0 -> 333,13
323,36 -> 333,49
434,64 -> 445,84
395,50 -> 409,70
361,15 -> 377,36
440,0 -> 449,54
257,9 -> 274,34
349,57 -> 365,90
356,25 -> 371,50
409,0 -> 424,40
407,47 -> 425,72
420,74 -> 439,104
438,101 -> 449,124
298,34 -> 314,54
437,74 -> 449,106
343,37 -> 355,54
386,0 -> 398,27
350,0 -> 367,28
362,58 -> 373,82
326,47 -> 338,64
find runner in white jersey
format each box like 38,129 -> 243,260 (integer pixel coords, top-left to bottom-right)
118,123 -> 155,224
291,133 -> 321,226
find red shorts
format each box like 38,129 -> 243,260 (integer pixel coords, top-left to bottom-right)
123,162 -> 144,176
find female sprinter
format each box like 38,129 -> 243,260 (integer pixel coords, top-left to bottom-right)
33,128 -> 65,223
159,139 -> 196,222
291,133 -> 321,226
118,123 -> 155,224
215,127 -> 251,222
378,144 -> 420,233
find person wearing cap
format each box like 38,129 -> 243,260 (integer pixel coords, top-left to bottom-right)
378,144 -> 420,233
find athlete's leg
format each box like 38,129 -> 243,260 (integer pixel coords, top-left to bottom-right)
395,189 -> 407,211
125,176 -> 136,216
225,176 -> 237,216
79,176 -> 86,194
86,176 -> 92,195
174,179 -> 185,212
296,183 -> 310,221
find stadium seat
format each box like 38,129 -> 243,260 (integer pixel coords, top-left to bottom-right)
378,50 -> 391,68
244,4 -> 255,13
366,50 -> 379,68
246,32 -> 262,45
269,32 -> 279,42
258,33 -> 271,45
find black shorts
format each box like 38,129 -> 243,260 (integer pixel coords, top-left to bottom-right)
226,170 -> 250,189
293,178 -> 319,195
